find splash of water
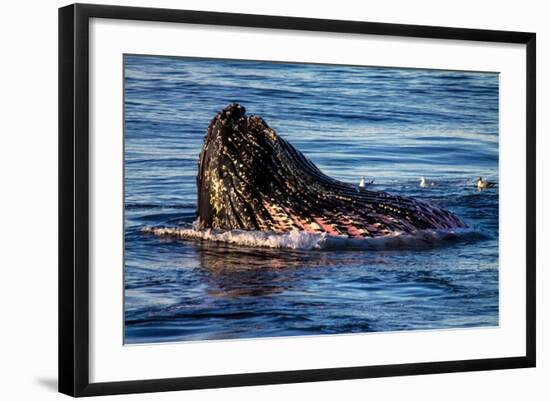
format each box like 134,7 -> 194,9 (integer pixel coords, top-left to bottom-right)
142,223 -> 481,251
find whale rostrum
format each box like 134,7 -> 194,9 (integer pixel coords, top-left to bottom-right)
197,104 -> 467,238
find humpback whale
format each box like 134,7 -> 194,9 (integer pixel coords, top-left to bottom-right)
197,104 -> 467,238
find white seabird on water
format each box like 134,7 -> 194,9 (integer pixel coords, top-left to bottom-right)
419,176 -> 434,188
476,176 -> 496,190
358,176 -> 374,188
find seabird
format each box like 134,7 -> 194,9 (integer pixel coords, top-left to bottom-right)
476,177 -> 496,190
419,176 -> 434,188
359,176 -> 374,188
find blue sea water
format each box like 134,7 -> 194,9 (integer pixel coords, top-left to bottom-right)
124,55 -> 499,344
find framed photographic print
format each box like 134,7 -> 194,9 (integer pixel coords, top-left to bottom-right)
58,3 -> 536,397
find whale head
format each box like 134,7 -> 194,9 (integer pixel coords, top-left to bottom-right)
197,104 -> 294,231
197,104 -> 468,236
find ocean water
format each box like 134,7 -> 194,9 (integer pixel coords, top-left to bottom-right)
124,55 -> 499,344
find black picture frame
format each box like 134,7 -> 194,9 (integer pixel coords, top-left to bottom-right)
59,3 -> 536,397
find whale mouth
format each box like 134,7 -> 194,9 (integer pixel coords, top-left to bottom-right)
197,103 -> 277,231
194,104 -> 467,239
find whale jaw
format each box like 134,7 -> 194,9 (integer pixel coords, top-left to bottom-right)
197,104 -> 467,237
197,104 -> 278,231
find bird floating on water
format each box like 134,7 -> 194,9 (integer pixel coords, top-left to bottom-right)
358,176 -> 374,188
419,176 -> 435,188
476,177 -> 496,190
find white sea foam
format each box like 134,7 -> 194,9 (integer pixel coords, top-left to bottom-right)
142,224 -> 480,251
